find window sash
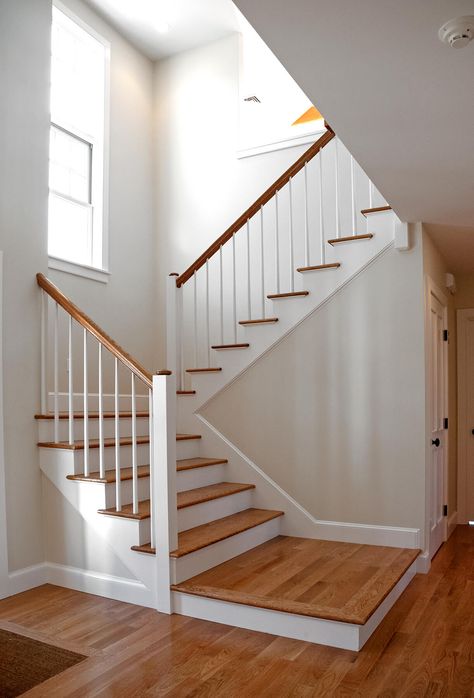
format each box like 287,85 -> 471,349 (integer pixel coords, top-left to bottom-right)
50,122 -> 93,206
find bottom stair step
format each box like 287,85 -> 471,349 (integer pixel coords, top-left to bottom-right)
131,508 -> 284,557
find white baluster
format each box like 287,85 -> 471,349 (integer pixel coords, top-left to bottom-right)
83,328 -> 89,477
289,177 -> 294,292
232,232 -> 237,342
319,153 -> 325,265
53,302 -> 59,443
351,155 -> 356,235
246,220 -> 251,320
193,271 -> 198,367
114,358 -> 121,511
260,205 -> 265,318
369,179 -> 374,209
68,315 -> 74,445
98,343 -> 105,479
40,291 -> 47,415
205,258 -> 210,366
131,373 -> 138,514
304,162 -> 309,266
148,387 -> 155,550
275,192 -> 280,294
335,138 -> 340,238
219,245 -> 224,344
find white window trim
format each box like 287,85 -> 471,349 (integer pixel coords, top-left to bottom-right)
50,0 -> 111,279
48,256 -> 111,284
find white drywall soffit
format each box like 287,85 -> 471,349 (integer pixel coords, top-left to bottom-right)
424,224 -> 474,275
233,0 -> 474,227
83,0 -> 239,59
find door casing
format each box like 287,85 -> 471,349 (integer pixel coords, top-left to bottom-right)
457,307 -> 474,524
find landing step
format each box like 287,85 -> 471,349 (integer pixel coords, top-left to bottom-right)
361,205 -> 392,216
267,291 -> 309,300
38,433 -> 200,449
178,482 -> 255,509
297,263 -> 341,273
35,411 -> 149,420
177,457 -> 228,472
67,464 -> 150,484
211,343 -> 250,350
328,234 -> 374,245
239,318 -> 278,326
186,368 -> 222,374
172,535 -> 420,625
170,508 -> 284,558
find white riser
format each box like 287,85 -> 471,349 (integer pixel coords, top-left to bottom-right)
98,511 -> 151,545
177,464 -> 227,493
38,417 -> 149,442
172,516 -> 281,584
172,559 -> 418,651
178,489 -> 253,532
48,393 -> 149,413
39,443 -> 151,474
176,439 -> 202,460
103,477 -> 150,509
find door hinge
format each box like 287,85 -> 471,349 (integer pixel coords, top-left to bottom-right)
444,417 -> 448,429
443,329 -> 449,342
443,504 -> 448,517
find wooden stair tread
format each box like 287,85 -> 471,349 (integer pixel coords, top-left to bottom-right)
170,508 -> 284,558
99,499 -> 150,521
361,205 -> 392,216
267,291 -> 309,299
177,457 -> 228,472
177,482 -> 255,509
328,234 -> 374,245
176,390 -> 196,395
67,464 -> 150,484
297,263 -> 341,272
131,543 -> 155,555
38,436 -> 150,450
35,411 -> 149,420
171,536 -> 420,625
39,433 -> 200,449
186,368 -> 222,373
239,318 -> 278,325
211,343 -> 250,350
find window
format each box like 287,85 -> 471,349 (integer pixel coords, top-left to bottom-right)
49,4 -> 108,275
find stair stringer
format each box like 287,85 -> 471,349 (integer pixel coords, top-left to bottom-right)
40,452 -> 156,607
178,210 -> 397,418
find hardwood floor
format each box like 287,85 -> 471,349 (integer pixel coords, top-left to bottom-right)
172,535 -> 420,624
1,526 -> 474,697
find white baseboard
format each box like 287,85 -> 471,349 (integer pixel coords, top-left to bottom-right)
197,415 -> 421,550
416,551 -> 431,574
172,558 -> 418,651
7,562 -> 155,607
447,511 -> 458,539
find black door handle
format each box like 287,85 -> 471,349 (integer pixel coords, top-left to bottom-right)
472,429 -> 474,435
432,438 -> 440,447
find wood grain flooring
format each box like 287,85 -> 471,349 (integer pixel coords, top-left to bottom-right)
172,535 -> 420,624
1,525 -> 473,697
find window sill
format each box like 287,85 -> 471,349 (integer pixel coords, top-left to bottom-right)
48,256 -> 110,284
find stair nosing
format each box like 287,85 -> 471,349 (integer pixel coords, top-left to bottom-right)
177,457 -> 228,472
39,433 -> 200,449
177,482 -> 255,509
267,291 -> 309,299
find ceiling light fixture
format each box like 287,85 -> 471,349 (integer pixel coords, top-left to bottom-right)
438,16 -> 474,48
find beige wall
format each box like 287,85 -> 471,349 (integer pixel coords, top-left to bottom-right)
202,236 -> 427,534
422,228 -> 457,517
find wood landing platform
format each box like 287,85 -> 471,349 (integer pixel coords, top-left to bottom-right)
172,535 -> 420,626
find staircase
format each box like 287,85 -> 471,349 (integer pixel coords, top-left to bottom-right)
36,124 -> 419,651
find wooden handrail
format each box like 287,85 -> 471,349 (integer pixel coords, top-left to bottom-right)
176,124 -> 335,287
37,273 -> 153,388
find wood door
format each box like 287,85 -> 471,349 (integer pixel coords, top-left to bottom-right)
457,308 -> 474,524
428,288 -> 448,558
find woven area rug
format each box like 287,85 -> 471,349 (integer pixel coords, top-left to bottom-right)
0,629 -> 86,697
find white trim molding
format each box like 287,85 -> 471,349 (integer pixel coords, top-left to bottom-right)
7,562 -> 154,607
48,256 -> 110,284
457,308 -> 474,524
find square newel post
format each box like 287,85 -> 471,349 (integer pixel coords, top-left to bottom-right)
167,273 -> 182,390
151,370 -> 177,614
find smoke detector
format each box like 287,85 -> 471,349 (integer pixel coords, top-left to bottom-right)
439,16 -> 474,48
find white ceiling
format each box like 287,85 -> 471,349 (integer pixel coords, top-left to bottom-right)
83,0 -> 239,60
233,0 -> 474,228
425,224 -> 474,274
